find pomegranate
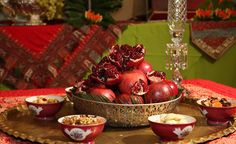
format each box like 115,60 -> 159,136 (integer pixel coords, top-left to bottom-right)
127,44 -> 145,67
130,95 -> 144,104
115,93 -> 144,104
115,93 -> 132,104
119,69 -> 148,95
165,80 -> 179,96
138,60 -> 153,74
145,81 -> 174,103
108,51 -> 124,69
91,57 -> 121,85
108,44 -> 145,71
147,70 -> 166,84
89,87 -> 116,103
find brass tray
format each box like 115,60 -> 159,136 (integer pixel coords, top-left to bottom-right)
0,102 -> 236,144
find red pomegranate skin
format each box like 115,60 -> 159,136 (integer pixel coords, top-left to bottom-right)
164,80 -> 178,96
138,60 -> 153,74
118,69 -> 148,95
89,87 -> 116,103
145,82 -> 173,103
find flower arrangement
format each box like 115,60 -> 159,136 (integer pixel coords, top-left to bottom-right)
195,0 -> 236,20
63,0 -> 122,28
85,10 -> 103,23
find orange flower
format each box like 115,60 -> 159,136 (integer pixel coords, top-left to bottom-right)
85,10 -> 103,23
196,9 -> 213,18
215,9 -> 230,20
226,8 -> 236,17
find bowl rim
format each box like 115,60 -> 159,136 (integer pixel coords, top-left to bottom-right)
25,95 -> 65,105
58,114 -> 107,127
148,113 -> 197,125
65,87 -> 182,107
196,98 -> 236,109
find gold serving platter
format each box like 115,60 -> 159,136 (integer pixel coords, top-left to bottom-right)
0,102 -> 236,144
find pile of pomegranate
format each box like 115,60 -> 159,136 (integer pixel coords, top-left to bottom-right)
71,44 -> 179,104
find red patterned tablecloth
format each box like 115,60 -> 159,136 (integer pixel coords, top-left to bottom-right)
0,79 -> 236,143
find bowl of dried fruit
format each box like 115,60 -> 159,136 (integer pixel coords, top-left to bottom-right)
58,114 -> 106,143
148,113 -> 196,141
197,97 -> 236,125
25,95 -> 65,120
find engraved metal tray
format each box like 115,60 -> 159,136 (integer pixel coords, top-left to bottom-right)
0,102 -> 236,144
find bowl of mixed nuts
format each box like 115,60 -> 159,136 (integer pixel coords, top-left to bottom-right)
58,114 -> 106,143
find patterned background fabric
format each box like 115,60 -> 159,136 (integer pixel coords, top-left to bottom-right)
190,21 -> 236,60
0,24 -> 126,89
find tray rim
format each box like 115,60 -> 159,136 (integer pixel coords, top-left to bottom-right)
0,102 -> 236,144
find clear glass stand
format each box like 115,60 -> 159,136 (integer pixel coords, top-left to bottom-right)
166,43 -> 188,86
166,0 -> 187,86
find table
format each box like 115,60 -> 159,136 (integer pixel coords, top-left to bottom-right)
117,21 -> 236,88
0,79 -> 236,143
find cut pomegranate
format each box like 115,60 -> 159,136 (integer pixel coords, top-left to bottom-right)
109,44 -> 120,54
119,69 -> 148,95
131,79 -> 149,95
147,70 -> 166,83
108,44 -> 145,71
91,57 -> 121,85
108,51 -> 124,69
127,44 -> 145,67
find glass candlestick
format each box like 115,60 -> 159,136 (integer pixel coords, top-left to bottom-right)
166,0 -> 187,86
168,0 -> 187,44
166,43 -> 188,84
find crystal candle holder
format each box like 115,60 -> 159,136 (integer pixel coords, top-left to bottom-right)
166,43 -> 188,84
166,0 -> 188,85
168,0 -> 187,44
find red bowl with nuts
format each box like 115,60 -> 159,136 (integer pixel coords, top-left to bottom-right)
197,97 -> 236,125
25,95 -> 65,120
148,113 -> 196,141
58,114 -> 106,143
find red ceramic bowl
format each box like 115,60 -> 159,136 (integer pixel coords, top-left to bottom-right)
197,98 -> 236,125
25,95 -> 65,120
58,115 -> 106,143
148,113 -> 196,141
